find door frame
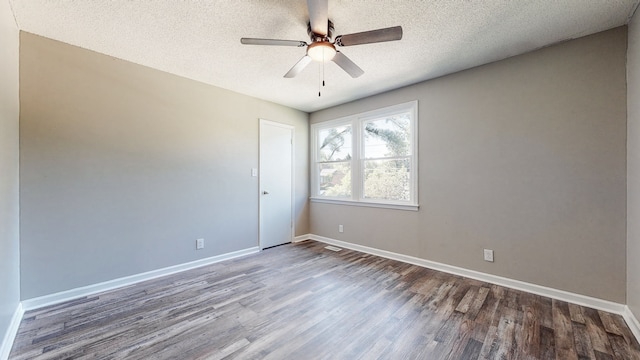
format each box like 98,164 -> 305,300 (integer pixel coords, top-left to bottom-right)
259,119 -> 295,250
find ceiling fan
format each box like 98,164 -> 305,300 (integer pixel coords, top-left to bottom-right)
240,0 -> 403,79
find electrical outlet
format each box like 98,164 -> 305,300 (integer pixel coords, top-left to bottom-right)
483,249 -> 494,262
338,224 -> 344,233
196,238 -> 205,250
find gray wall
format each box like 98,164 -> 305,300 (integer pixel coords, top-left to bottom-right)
19,32 -> 309,299
628,14 -> 640,320
0,0 -> 20,346
310,27 -> 628,303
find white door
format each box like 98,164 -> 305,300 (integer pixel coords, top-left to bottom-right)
259,120 -> 294,249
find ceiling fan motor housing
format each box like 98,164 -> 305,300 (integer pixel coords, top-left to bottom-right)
308,20 -> 334,42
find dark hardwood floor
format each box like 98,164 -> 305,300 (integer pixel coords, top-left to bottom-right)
9,240 -> 640,359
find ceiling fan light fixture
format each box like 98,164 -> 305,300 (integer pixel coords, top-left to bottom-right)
307,41 -> 336,62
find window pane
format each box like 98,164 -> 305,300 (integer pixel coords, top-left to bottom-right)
363,158 -> 410,201
363,113 -> 411,159
319,162 -> 351,198
318,125 -> 352,162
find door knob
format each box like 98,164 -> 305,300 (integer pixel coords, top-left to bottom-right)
263,191 -> 270,195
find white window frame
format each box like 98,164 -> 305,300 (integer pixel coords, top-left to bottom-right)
310,101 -> 419,211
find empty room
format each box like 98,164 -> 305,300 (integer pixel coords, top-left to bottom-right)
2,0 -> 640,359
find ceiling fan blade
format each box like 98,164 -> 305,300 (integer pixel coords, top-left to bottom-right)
335,26 -> 403,47
241,38 -> 307,47
284,55 -> 313,78
307,0 -> 328,36
332,51 -> 364,78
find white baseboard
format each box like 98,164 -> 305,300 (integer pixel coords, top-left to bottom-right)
623,306 -> 640,343
22,247 -> 260,311
293,234 -> 311,243
298,234 -> 627,316
0,303 -> 24,360
12,235 -> 640,346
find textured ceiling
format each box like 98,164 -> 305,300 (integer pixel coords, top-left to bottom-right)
8,0 -> 640,112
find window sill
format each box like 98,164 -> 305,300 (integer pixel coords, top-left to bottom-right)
310,197 -> 419,211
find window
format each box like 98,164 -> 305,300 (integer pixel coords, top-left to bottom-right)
311,101 -> 418,210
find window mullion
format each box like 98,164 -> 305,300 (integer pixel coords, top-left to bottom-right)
352,118 -> 361,202
311,130 -> 318,197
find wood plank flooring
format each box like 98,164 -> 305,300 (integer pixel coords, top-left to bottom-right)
9,240 -> 640,359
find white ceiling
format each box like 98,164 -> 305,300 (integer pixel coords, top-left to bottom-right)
8,0 -> 640,113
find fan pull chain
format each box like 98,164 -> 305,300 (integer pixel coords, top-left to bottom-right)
318,61 -> 321,97
318,51 -> 325,97
322,49 -> 326,87
318,48 -> 328,97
